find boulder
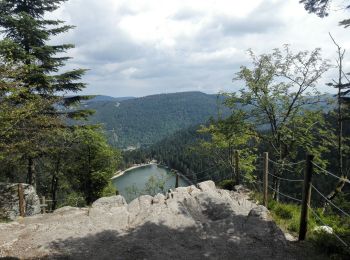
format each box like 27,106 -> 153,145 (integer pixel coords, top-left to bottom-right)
0,181 -> 319,259
0,183 -> 40,220
313,225 -> 333,234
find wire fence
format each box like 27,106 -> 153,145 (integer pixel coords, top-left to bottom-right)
307,204 -> 349,249
312,162 -> 350,184
311,184 -> 350,218
264,156 -> 350,250
267,184 -> 302,202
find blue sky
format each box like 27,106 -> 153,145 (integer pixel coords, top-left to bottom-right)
50,0 -> 350,97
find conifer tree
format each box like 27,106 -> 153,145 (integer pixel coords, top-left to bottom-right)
0,0 -> 90,186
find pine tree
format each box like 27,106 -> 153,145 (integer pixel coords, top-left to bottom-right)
0,0 -> 90,186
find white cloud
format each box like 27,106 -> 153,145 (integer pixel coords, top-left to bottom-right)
47,0 -> 350,97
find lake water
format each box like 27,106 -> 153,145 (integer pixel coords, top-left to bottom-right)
112,164 -> 190,202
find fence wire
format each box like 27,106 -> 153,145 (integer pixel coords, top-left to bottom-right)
311,184 -> 350,218
312,162 -> 350,184
307,204 -> 349,249
268,159 -> 305,167
268,185 -> 302,203
268,172 -> 304,182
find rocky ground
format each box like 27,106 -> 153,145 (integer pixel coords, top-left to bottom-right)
0,181 -> 326,260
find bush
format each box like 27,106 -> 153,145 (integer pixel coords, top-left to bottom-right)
308,212 -> 350,259
217,179 -> 236,190
101,182 -> 118,197
59,192 -> 86,208
266,200 -> 301,234
274,204 -> 294,220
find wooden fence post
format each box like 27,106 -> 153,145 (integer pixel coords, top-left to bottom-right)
263,152 -> 269,207
234,150 -> 240,185
299,154 -> 314,241
175,173 -> 179,188
18,183 -> 25,217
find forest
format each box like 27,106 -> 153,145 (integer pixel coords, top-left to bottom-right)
0,0 -> 121,208
0,0 -> 350,259
85,91 -> 229,148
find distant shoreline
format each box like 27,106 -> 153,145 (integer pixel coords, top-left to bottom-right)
111,162 -> 158,180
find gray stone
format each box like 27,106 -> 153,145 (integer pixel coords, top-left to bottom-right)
0,181 -> 326,259
91,195 -> 126,209
0,183 -> 40,220
248,205 -> 270,220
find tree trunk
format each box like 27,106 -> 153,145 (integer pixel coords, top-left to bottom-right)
27,157 -> 36,188
51,157 -> 60,211
86,145 -> 93,205
51,175 -> 59,211
323,34 -> 347,210
273,177 -> 280,202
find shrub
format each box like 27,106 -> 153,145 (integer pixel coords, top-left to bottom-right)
217,179 -> 235,190
274,204 -> 294,219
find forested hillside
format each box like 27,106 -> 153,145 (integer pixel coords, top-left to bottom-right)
85,92 -> 229,148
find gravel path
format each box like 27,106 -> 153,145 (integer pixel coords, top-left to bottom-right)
0,181 -> 326,259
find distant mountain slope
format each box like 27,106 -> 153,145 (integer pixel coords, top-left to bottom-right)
85,92 -> 229,148
84,95 -> 135,103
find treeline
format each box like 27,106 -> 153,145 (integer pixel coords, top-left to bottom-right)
0,0 -> 120,209
86,92 -> 230,148
126,46 -> 350,208
125,44 -> 350,257
122,125 -> 230,182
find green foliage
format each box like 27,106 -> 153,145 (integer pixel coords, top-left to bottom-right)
251,191 -> 350,258
85,92 -> 230,148
64,127 -> 121,204
0,1 -> 121,208
217,179 -> 236,190
58,192 -> 86,208
125,184 -> 140,202
197,109 -> 258,182
0,0 -> 90,189
123,124 -> 220,183
144,173 -> 169,196
274,204 -> 295,220
124,173 -> 170,201
233,46 -> 331,163
101,182 -> 118,197
309,213 -> 350,258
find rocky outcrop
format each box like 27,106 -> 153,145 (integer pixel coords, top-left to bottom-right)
0,181 -> 325,259
0,183 -> 41,220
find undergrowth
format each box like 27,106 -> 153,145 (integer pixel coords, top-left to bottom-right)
250,191 -> 350,259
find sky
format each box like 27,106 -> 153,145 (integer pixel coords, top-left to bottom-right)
50,0 -> 350,97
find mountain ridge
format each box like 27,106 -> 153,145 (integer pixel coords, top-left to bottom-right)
84,91 -> 230,148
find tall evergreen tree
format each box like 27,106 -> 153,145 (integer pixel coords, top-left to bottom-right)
0,0 -> 90,186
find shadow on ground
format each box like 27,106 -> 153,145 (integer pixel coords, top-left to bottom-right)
33,198 -> 324,260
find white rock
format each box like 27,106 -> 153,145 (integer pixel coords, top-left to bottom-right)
313,225 -> 333,234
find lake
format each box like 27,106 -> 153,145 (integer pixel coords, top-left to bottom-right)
112,164 -> 190,202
